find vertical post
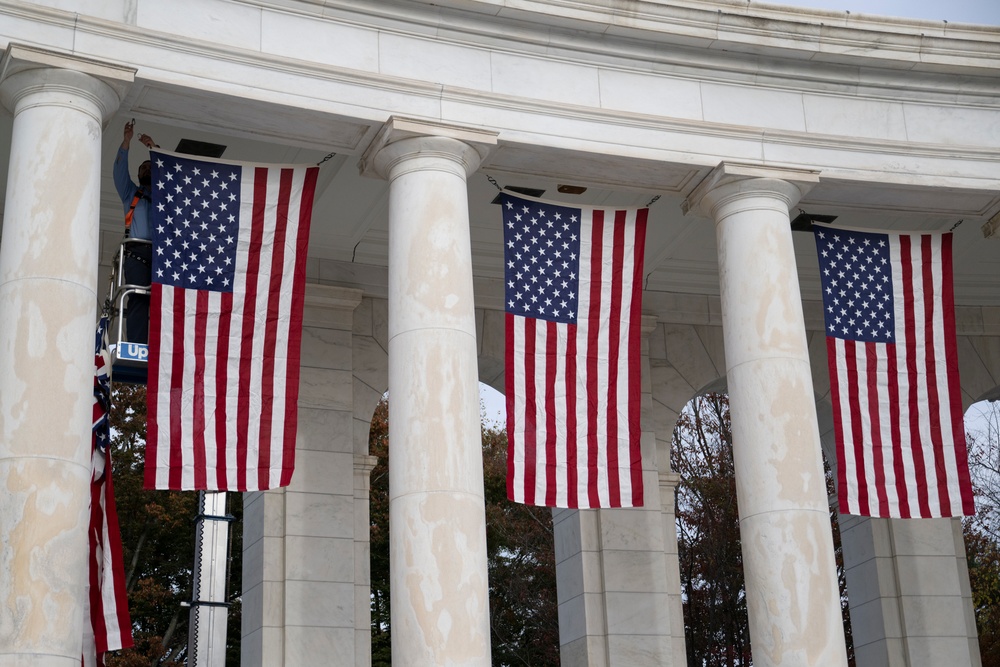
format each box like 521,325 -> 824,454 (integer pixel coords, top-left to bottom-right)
188,492 -> 232,666
362,118 -> 496,666
354,453 -> 380,665
684,163 -> 848,667
0,47 -> 131,666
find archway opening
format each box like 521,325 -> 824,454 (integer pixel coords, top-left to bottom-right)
671,392 -> 855,665
963,398 -> 1000,658
367,385 -> 560,667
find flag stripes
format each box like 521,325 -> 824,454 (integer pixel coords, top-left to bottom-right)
818,226 -> 973,518
85,317 -> 132,664
88,451 -> 131,653
146,154 -> 316,491
503,193 -> 646,509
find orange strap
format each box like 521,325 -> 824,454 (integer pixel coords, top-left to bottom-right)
124,191 -> 143,231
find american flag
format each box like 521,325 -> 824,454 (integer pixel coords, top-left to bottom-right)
813,224 -> 974,518
84,317 -> 132,665
144,151 -> 317,491
502,192 -> 647,508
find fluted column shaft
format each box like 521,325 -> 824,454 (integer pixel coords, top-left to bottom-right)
370,132 -> 492,666
689,167 -> 848,667
0,62 -> 124,666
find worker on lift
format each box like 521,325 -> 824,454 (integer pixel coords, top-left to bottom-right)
113,119 -> 158,344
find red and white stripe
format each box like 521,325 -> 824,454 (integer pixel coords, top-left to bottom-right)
86,449 -> 132,654
506,206 -> 646,508
85,318 -> 132,664
146,164 -> 317,491
829,232 -> 973,518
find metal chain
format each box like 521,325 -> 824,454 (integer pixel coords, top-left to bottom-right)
644,194 -> 661,208
949,219 -> 964,232
316,152 -> 336,166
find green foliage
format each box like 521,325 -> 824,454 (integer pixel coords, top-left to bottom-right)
368,397 -> 559,666
481,423 -> 560,667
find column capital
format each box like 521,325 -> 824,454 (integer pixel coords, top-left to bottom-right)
658,470 -> 681,490
682,161 -> 820,220
359,116 -> 498,181
0,44 -> 134,122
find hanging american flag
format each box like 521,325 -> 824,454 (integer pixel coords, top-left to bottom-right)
813,224 -> 974,518
145,151 -> 317,491
84,317 -> 132,665
502,192 -> 647,509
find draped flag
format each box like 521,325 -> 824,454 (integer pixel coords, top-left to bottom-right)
145,151 -> 318,491
502,192 -> 647,508
813,224 -> 974,518
84,317 -> 132,665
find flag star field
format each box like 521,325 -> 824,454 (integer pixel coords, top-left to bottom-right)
151,154 -> 241,292
815,228 -> 895,343
504,198 -> 582,324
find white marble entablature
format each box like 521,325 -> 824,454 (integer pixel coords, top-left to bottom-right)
4,2 -> 1000,314
2,0 -> 999,187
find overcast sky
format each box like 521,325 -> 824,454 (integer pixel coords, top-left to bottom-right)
772,0 -> 1000,25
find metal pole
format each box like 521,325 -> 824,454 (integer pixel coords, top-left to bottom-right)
187,491 -> 233,666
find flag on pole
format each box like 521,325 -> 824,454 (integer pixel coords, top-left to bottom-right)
84,317 -> 132,665
813,224 -> 974,518
502,192 -> 647,508
144,151 -> 318,491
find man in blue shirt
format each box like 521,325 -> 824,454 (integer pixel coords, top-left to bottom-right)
113,120 -> 158,343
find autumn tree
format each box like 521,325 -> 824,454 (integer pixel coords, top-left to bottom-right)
369,397 -> 559,666
369,399 -> 392,667
965,401 -> 1000,666
968,402 -> 1000,539
672,394 -> 750,666
967,522 -> 1000,664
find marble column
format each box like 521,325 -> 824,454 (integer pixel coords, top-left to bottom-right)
553,316 -> 679,666
241,284 -> 364,667
361,117 -> 497,666
0,46 -> 131,666
839,514 -> 981,666
645,314 -> 687,667
658,471 -> 684,666
684,163 -> 848,667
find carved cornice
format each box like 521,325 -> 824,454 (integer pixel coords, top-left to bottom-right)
3,0 -> 999,172
3,0 -> 999,106
243,0 -> 1000,75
